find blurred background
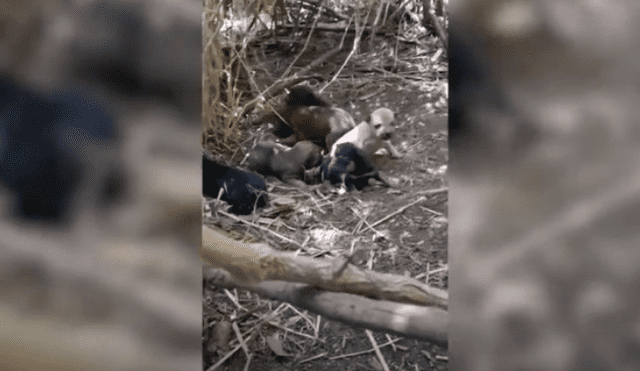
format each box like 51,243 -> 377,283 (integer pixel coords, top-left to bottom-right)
1,0 -> 202,370
449,0 -> 640,370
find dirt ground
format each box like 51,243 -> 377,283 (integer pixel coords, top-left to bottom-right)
203,78 -> 449,370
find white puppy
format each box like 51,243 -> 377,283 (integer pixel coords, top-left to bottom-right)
329,108 -> 401,159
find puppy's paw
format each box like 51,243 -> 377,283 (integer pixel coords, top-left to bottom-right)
385,141 -> 402,159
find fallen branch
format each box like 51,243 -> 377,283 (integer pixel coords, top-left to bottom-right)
201,225 -> 448,309
204,267 -> 448,346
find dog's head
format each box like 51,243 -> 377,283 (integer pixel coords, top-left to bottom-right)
369,108 -> 395,140
321,143 -> 380,191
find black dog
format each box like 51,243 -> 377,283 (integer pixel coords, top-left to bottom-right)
202,156 -> 268,215
0,75 -> 125,224
307,143 -> 388,191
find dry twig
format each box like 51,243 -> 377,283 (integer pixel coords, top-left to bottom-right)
325,7 -> 372,89
329,337 -> 403,359
366,196 -> 427,232
366,329 -> 391,371
217,209 -> 306,250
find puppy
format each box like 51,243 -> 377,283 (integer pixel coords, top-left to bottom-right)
285,85 -> 331,108
202,156 -> 268,215
289,106 -> 357,149
307,143 -> 388,191
245,140 -> 323,183
270,85 -> 356,149
330,107 -> 401,159
272,85 -> 331,139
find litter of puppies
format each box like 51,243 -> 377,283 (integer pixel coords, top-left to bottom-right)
204,84 -> 401,215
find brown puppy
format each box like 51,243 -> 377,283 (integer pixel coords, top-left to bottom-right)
268,85 -> 356,149
245,140 -> 323,183
288,106 -> 357,149
271,85 -> 331,139
329,107 -> 401,159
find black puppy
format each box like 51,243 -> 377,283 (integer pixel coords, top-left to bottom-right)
202,156 -> 268,215
0,75 -> 125,224
307,143 -> 388,191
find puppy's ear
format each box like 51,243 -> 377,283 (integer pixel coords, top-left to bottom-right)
364,110 -> 372,123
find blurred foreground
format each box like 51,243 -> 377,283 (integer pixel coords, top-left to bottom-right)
1,1 -> 202,370
449,0 -> 640,370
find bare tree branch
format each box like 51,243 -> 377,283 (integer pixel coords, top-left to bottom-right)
204,267 -> 448,346
201,226 -> 448,309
